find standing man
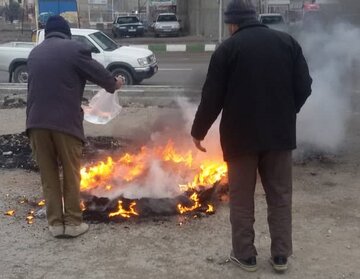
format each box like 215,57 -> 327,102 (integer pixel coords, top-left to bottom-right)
26,16 -> 123,238
191,0 -> 312,273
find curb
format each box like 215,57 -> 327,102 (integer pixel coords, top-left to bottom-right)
128,43 -> 217,53
0,84 -> 201,107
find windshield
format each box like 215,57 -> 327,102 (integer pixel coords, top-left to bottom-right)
89,31 -> 118,51
117,16 -> 140,24
261,16 -> 284,25
157,15 -> 177,22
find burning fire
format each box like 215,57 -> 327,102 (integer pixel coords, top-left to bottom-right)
109,201 -> 139,218
38,200 -> 45,206
177,192 -> 200,214
26,210 -> 35,224
80,139 -> 227,218
5,210 -> 15,216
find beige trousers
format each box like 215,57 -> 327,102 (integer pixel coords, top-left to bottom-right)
29,129 -> 83,226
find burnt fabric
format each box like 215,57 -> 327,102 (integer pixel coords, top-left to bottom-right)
227,151 -> 293,260
29,129 -> 83,226
26,32 -> 116,142
191,21 -> 312,162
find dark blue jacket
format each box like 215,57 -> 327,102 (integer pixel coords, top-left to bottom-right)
26,32 -> 116,141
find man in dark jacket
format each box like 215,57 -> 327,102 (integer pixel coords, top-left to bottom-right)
26,15 -> 123,238
191,0 -> 312,273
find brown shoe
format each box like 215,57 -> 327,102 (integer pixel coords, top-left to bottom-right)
64,223 -> 89,238
49,225 -> 64,238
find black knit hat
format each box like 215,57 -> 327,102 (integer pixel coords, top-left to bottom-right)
45,15 -> 71,37
224,0 -> 257,24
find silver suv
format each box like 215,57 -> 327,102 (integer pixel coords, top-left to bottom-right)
153,13 -> 180,37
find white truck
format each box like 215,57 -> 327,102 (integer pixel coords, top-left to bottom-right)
0,28 -> 158,85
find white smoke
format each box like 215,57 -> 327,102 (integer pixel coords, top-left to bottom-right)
86,97 -> 223,200
296,22 -> 360,153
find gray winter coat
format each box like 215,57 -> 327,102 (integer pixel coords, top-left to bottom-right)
26,32 -> 116,142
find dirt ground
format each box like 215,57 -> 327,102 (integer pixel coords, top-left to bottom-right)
0,95 -> 359,279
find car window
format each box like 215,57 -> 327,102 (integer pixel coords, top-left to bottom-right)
157,15 -> 177,22
72,35 -> 97,50
117,16 -> 140,24
89,31 -> 118,51
260,16 -> 284,25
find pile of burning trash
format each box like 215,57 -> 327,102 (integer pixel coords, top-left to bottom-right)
3,134 -> 229,223
80,140 -> 228,222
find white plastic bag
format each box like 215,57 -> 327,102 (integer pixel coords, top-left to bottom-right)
83,89 -> 122,125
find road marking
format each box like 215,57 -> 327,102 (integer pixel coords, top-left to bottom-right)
166,44 -> 187,52
205,44 -> 217,51
158,68 -> 193,71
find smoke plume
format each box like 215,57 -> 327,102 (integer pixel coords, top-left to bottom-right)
295,22 -> 360,156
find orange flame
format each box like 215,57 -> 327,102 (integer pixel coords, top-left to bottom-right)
177,192 -> 201,214
109,201 -> 139,218
179,162 -> 227,192
80,157 -> 114,191
38,200 -> 45,206
161,140 -> 193,167
26,215 -> 34,224
206,204 -> 215,213
5,210 -> 15,216
80,200 -> 86,211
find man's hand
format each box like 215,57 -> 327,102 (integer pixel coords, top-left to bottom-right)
115,76 -> 124,90
192,137 -> 207,152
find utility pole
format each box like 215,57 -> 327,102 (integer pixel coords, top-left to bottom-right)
218,0 -> 222,43
264,0 -> 269,13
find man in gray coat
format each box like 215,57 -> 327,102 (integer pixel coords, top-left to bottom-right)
26,15 -> 123,238
191,0 -> 312,273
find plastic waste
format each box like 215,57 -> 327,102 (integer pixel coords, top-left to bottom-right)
83,89 -> 122,125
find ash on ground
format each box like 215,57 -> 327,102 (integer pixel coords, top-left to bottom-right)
0,132 -> 130,170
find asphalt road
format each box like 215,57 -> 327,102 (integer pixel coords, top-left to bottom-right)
0,52 -> 212,89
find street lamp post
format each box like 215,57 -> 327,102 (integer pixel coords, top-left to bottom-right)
218,0 -> 222,43
111,0 -> 114,21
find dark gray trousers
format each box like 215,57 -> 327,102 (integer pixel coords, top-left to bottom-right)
227,150 -> 293,260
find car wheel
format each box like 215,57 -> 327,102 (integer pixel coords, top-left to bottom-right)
111,68 -> 133,85
112,30 -> 118,38
13,65 -> 28,83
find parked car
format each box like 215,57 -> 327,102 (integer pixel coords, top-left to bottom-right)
0,28 -> 158,85
153,13 -> 180,37
112,15 -> 145,38
258,13 -> 287,31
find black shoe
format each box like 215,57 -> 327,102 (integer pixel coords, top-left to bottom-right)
229,251 -> 258,272
270,256 -> 288,272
